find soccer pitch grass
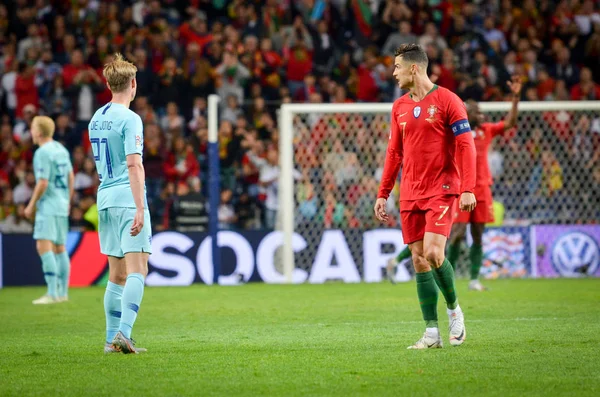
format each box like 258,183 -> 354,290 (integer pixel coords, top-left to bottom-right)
1,279 -> 599,397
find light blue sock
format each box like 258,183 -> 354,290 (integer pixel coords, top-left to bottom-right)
119,273 -> 145,339
104,282 -> 124,344
55,252 -> 71,298
40,252 -> 58,298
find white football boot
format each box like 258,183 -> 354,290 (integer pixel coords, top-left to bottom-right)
407,329 -> 443,349
468,279 -> 488,291
32,295 -> 58,305
448,307 -> 466,346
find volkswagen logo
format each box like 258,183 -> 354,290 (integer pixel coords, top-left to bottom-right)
551,231 -> 600,277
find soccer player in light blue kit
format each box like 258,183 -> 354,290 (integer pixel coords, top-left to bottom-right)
89,54 -> 151,354
25,116 -> 74,305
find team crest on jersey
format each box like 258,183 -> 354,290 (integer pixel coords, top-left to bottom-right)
426,105 -> 438,123
413,106 -> 421,118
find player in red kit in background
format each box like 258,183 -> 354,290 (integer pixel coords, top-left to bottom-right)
374,44 -> 477,349
449,76 -> 523,291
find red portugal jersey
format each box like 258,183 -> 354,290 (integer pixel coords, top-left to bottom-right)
378,85 -> 476,201
472,121 -> 505,192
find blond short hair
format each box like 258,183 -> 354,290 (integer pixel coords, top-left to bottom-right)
103,53 -> 137,93
32,116 -> 55,138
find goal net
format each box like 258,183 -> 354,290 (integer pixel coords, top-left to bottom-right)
277,101 -> 600,282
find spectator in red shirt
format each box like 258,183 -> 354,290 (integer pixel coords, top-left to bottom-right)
570,67 -> 600,100
537,67 -> 556,100
164,136 -> 200,184
293,73 -> 317,102
14,62 -> 40,120
62,49 -> 93,88
179,13 -> 213,52
357,46 -> 387,102
283,17 -> 314,95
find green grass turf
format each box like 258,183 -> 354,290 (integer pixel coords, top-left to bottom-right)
1,279 -> 599,397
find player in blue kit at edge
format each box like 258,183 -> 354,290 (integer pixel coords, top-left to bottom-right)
89,53 -> 151,354
25,116 -> 74,305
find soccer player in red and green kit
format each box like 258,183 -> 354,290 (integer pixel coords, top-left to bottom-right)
449,76 -> 523,292
374,44 -> 477,349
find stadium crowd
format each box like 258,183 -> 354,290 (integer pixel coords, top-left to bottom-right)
1,0 -> 600,233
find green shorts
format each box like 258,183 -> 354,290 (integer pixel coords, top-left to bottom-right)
98,208 -> 152,258
33,214 -> 69,245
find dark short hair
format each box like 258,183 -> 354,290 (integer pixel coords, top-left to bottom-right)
394,44 -> 428,67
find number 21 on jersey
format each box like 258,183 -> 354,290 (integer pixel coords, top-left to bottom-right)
55,163 -> 68,189
90,138 -> 113,180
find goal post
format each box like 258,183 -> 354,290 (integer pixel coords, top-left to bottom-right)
278,100 -> 600,282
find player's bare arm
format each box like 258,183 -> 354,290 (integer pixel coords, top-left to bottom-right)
24,179 -> 49,219
127,153 -> 146,236
503,75 -> 523,130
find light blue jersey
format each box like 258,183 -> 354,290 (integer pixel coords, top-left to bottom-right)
33,140 -> 72,217
89,102 -> 147,210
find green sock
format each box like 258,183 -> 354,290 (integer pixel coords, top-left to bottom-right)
55,252 -> 71,298
447,241 -> 461,271
416,271 -> 438,328
395,246 -> 411,262
469,243 -> 484,281
40,251 -> 58,298
432,259 -> 458,310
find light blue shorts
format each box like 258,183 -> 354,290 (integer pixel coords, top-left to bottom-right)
33,214 -> 69,245
98,208 -> 152,258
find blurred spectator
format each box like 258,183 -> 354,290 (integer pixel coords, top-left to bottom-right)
0,203 -> 32,233
15,62 -> 40,120
73,157 -> 98,196
570,67 -> 600,100
168,178 -> 209,232
13,104 -> 36,142
164,136 -> 200,184
70,205 -> 96,232
79,195 -> 99,231
419,23 -> 448,52
218,188 -> 236,229
160,102 -> 185,133
216,52 -> 250,104
222,94 -> 244,124
549,46 -> 579,88
1,59 -> 19,120
143,124 -> 167,218
12,170 -> 34,204
234,192 -> 259,229
63,50 -> 105,133
383,20 -> 418,55
155,57 -> 187,115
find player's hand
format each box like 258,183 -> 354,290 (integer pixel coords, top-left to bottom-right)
459,192 -> 477,212
507,75 -> 523,96
24,205 -> 34,220
374,198 -> 389,223
131,208 -> 144,236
